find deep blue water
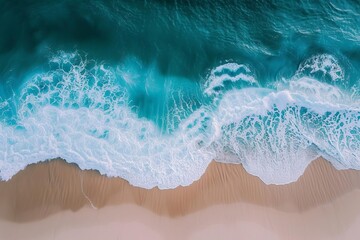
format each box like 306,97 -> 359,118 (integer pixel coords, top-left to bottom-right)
0,0 -> 359,188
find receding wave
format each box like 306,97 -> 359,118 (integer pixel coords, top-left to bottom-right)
0,51 -> 359,189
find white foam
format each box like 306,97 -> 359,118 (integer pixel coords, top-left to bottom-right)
210,85 -> 360,183
0,52 -> 215,188
204,62 -> 258,96
0,52 -> 359,188
0,105 -> 216,188
296,54 -> 344,82
207,60 -> 360,184
283,77 -> 360,112
209,88 -> 315,184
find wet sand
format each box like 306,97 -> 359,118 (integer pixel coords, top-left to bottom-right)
0,158 -> 360,239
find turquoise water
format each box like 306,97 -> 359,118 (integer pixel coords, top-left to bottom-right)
0,0 -> 359,188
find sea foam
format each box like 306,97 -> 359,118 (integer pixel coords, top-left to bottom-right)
0,52 -> 359,188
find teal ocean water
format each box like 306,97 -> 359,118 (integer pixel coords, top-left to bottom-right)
0,0 -> 359,188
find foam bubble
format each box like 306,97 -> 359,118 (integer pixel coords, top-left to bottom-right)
206,55 -> 360,184
0,105 -> 216,188
299,110 -> 360,169
296,54 -> 344,82
285,77 -> 360,112
209,89 -> 359,184
204,62 -> 258,96
0,52 -> 359,188
0,51 -> 215,188
210,89 -> 316,184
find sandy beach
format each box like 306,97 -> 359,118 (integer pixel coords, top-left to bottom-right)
0,158 -> 360,240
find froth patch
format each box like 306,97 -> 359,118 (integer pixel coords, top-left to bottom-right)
0,52 -> 215,189
204,62 -> 258,96
1,51 -> 360,189
0,104 -> 215,188
211,90 -> 316,184
296,54 -> 344,83
18,51 -> 126,119
211,89 -> 360,184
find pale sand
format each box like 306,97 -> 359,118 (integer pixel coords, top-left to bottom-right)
0,158 -> 360,239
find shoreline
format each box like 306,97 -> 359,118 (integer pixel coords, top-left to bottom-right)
1,158 -> 360,239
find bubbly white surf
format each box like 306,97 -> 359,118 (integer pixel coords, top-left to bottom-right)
0,52 -> 359,189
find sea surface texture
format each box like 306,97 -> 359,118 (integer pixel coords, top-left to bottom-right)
0,0 -> 359,188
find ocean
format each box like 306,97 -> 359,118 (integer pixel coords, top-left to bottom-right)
0,0 -> 359,188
